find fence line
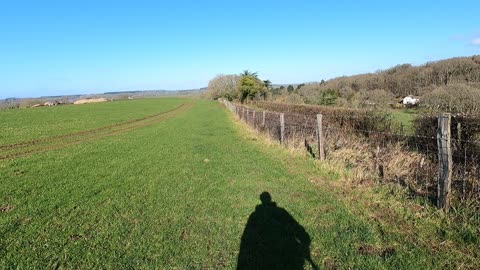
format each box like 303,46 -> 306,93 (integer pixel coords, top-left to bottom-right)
219,99 -> 480,212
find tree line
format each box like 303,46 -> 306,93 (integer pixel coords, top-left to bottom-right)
204,70 -> 272,103
205,55 -> 480,113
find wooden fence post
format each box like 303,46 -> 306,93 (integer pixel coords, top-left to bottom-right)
280,113 -> 285,144
246,108 -> 249,123
253,110 -> 256,127
437,113 -> 452,211
262,111 -> 266,126
316,114 -> 325,160
242,107 -> 245,120
457,122 -> 462,149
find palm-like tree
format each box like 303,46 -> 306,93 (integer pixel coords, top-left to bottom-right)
240,70 -> 258,78
263,80 -> 272,90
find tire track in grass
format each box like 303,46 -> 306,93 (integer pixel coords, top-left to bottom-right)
0,102 -> 194,161
0,103 -> 188,151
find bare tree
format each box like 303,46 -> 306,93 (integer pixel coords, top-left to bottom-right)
205,74 -> 240,100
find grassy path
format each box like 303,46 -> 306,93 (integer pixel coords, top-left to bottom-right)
0,99 -> 470,269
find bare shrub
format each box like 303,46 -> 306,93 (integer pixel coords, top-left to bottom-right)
284,93 -> 305,104
252,101 -> 401,135
205,74 -> 240,100
422,84 -> 480,113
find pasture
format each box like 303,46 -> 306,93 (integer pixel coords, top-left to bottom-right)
0,98 -> 477,269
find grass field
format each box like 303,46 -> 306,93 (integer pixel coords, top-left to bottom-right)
0,98 -> 478,269
389,108 -> 418,134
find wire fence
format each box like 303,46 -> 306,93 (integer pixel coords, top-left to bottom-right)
220,99 -> 480,211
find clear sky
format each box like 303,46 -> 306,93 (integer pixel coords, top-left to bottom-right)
0,0 -> 479,99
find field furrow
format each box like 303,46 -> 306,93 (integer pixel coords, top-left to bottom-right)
0,102 -> 194,160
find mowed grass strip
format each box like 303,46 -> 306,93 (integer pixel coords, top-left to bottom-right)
0,99 -> 459,269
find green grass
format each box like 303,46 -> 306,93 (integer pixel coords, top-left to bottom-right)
389,108 -> 418,134
0,98 -> 185,144
0,98 -> 477,269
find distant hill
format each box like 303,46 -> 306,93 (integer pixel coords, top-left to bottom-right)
0,88 -> 206,109
1,88 -> 206,101
103,88 -> 206,97
313,55 -> 480,97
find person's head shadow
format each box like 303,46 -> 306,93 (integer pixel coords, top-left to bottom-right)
237,192 -> 318,270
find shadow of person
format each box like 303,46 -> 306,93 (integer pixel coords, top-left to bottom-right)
237,192 -> 318,270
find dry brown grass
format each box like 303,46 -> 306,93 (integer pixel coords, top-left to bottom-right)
236,105 -> 436,197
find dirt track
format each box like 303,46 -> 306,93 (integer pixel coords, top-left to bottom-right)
0,102 -> 194,161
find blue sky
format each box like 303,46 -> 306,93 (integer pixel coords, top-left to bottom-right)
0,0 -> 479,99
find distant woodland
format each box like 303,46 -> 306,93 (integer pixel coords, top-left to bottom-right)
206,55 -> 480,113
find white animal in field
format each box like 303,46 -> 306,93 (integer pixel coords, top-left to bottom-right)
402,95 -> 419,106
